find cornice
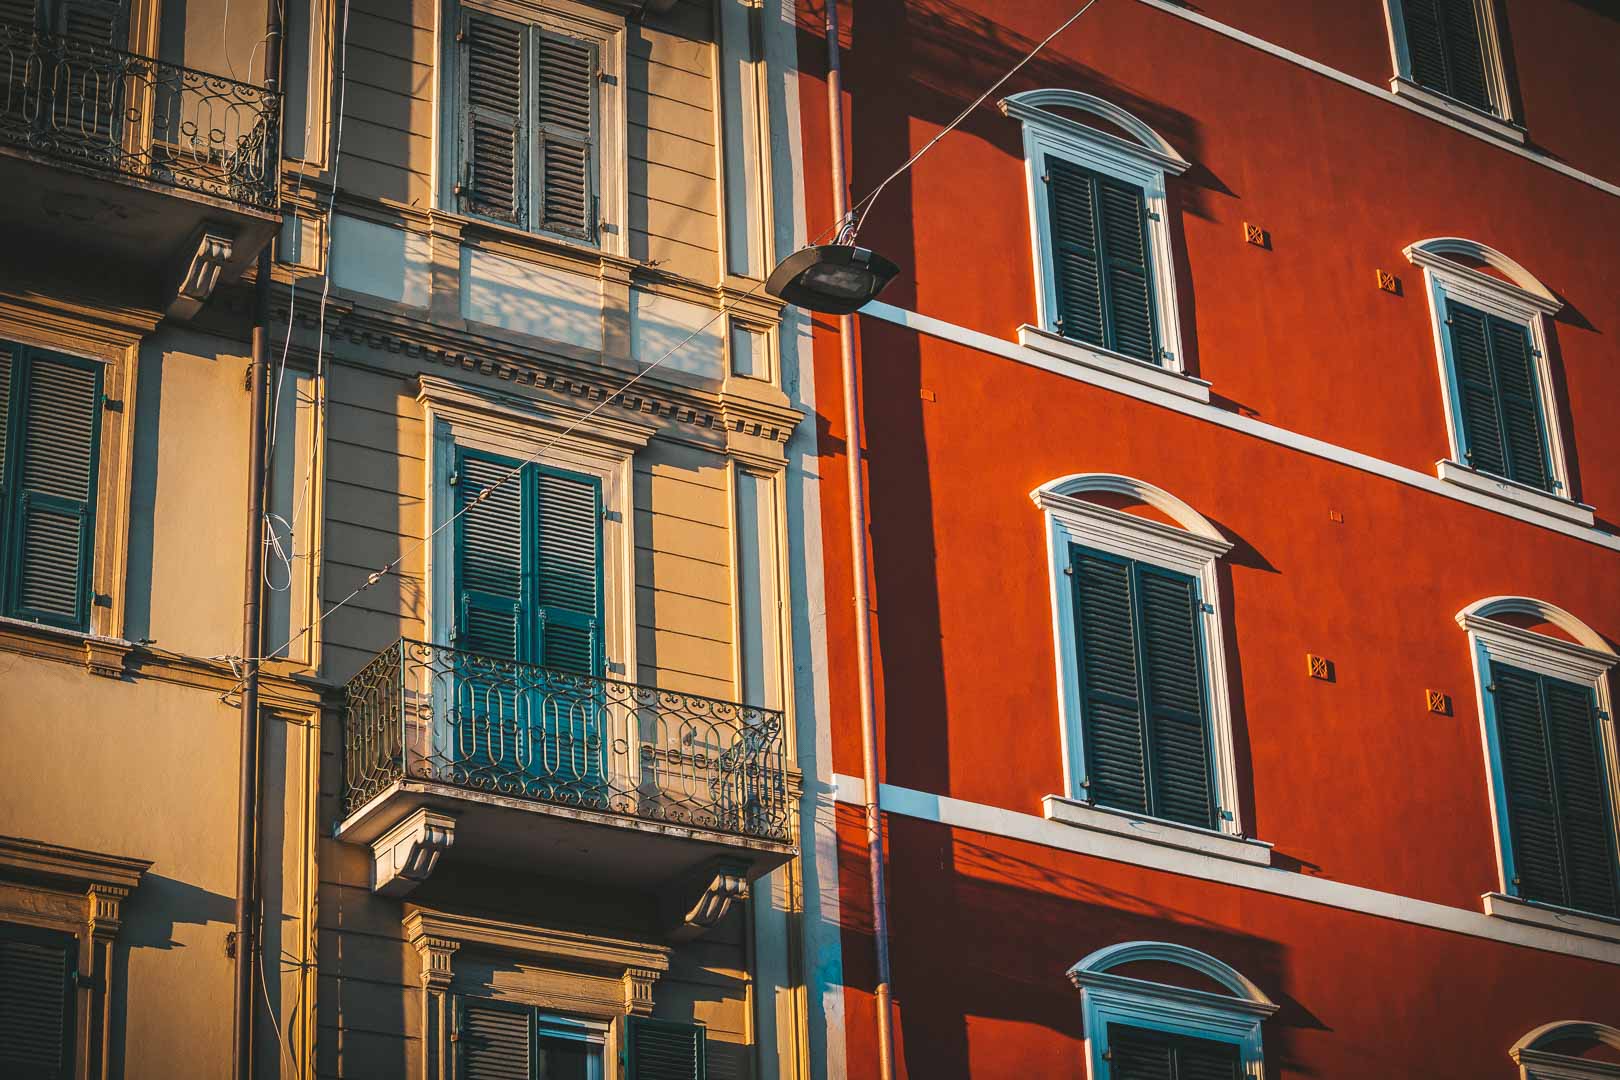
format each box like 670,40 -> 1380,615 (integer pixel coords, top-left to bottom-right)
403,906 -> 672,975
0,835 -> 151,893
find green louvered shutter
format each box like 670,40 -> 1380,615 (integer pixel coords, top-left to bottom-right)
460,9 -> 525,224
0,923 -> 77,1080
7,350 -> 101,630
1487,315 -> 1551,490
1401,0 -> 1492,112
627,1017 -> 706,1080
1108,1025 -> 1242,1080
533,467 -> 602,676
534,30 -> 595,240
453,449 -> 525,660
459,998 -> 531,1080
1137,565 -> 1215,829
1493,664 -> 1620,916
1545,677 -> 1620,917
0,344 -> 12,560
1447,301 -> 1508,477
1046,160 -> 1159,364
1071,547 -> 1148,816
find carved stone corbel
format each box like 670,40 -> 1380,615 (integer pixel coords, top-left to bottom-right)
622,967 -> 660,1016
168,228 -> 236,320
664,858 -> 750,942
371,809 -> 456,897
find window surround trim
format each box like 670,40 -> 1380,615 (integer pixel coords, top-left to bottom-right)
419,374 -> 652,679
1483,891 -> 1620,948
1000,90 -> 1192,378
1456,597 -> 1620,917
1405,238 -> 1579,506
1031,474 -> 1243,838
1067,941 -> 1275,1080
436,0 -> 629,256
1512,1022 -> 1620,1080
1381,0 -> 1520,132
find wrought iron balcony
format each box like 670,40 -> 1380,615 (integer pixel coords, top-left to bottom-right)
0,20 -> 279,208
0,19 -> 282,314
338,640 -> 795,901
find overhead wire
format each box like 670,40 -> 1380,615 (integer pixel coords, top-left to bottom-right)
217,0 -> 1107,676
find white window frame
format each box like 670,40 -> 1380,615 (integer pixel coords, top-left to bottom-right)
1381,0 -> 1524,142
1404,238 -> 1591,526
1000,91 -> 1195,391
1457,596 -> 1620,942
436,0 -> 629,256
1068,941 -> 1276,1080
1512,1021 -> 1620,1080
1032,474 -> 1250,849
419,374 -> 653,679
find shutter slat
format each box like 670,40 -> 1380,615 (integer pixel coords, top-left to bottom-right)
627,1017 -> 706,1080
1071,549 -> 1148,815
1137,566 -> 1215,828
463,12 -> 524,223
1447,301 -> 1507,477
534,31 -> 595,239
1047,159 -> 1106,349
461,1000 -> 531,1080
1401,0 -> 1450,90
1097,175 -> 1158,363
1485,315 -> 1551,491
0,925 -> 76,1077
1544,678 -> 1620,917
1436,0 -> 1491,111
534,469 -> 600,675
1494,664 -> 1570,907
455,451 -> 524,661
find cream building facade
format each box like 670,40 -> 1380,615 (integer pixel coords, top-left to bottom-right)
0,0 -> 830,1076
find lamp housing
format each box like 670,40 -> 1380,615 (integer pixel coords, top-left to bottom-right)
765,243 -> 900,315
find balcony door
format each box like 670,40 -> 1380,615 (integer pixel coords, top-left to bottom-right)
451,447 -> 607,802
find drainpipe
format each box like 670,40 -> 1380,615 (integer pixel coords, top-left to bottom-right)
824,2 -> 897,1076
233,3 -> 282,1077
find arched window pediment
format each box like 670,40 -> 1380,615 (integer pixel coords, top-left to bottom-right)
999,89 -> 1190,175
1404,236 -> 1561,315
1511,1021 -> 1620,1080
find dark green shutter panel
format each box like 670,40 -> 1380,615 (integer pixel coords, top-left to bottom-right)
534,31 -> 595,239
533,468 -> 601,675
0,1 -> 39,29
55,0 -> 125,43
12,352 -> 100,629
1095,174 -> 1157,363
460,999 -> 531,1080
1448,302 -> 1507,477
1543,677 -> 1620,917
461,10 -> 525,223
1137,565 -> 1215,829
1494,664 -> 1567,906
0,923 -> 77,1080
1046,158 -> 1106,350
1487,316 -> 1551,491
627,1017 -> 706,1080
1401,0 -> 1491,111
1071,547 -> 1148,816
0,343 -> 12,504
454,450 -> 524,661
1108,1025 -> 1241,1080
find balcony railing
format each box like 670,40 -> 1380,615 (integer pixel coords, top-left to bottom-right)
0,20 -> 279,209
343,639 -> 792,844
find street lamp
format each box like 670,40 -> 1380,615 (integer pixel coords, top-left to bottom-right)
765,242 -> 899,314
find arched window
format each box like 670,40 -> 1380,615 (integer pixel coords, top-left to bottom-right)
1403,237 -> 1590,526
1457,597 -> 1620,929
1032,475 -> 1261,862
1000,91 -> 1205,402
1067,941 -> 1276,1079
1511,1021 -> 1620,1080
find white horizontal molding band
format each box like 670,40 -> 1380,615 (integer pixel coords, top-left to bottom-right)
860,301 -> 1620,552
831,774 -> 1620,966
1132,0 -> 1620,201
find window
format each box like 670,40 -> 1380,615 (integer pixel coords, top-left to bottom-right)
458,1000 -> 609,1080
1404,238 -> 1588,525
1000,91 -> 1198,395
1033,475 -> 1251,850
1067,941 -> 1275,1080
1384,0 -> 1518,135
0,922 -> 77,1080
0,340 -> 103,632
446,1 -> 625,247
1458,597 -> 1620,927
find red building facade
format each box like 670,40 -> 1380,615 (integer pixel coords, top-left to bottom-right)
792,1 -> 1620,1076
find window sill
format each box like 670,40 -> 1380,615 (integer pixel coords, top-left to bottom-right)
1436,460 -> 1595,527
0,614 -> 133,678
1389,77 -> 1527,145
1482,892 -> 1620,944
1042,795 -> 1272,866
1018,325 -> 1212,404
